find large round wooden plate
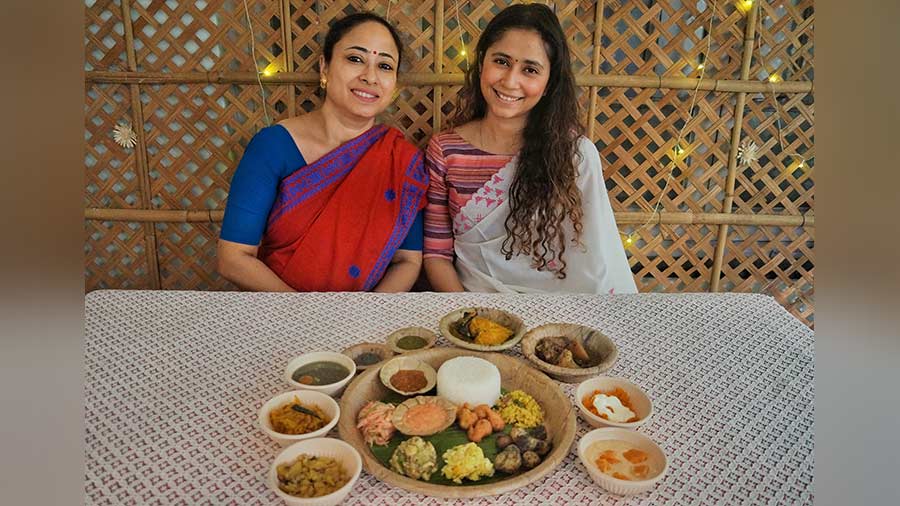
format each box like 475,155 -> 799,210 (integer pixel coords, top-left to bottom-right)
337,347 -> 577,498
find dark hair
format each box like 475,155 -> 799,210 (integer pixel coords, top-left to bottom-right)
322,12 -> 404,69
450,4 -> 585,278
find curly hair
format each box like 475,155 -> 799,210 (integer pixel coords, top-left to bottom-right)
449,3 -> 585,278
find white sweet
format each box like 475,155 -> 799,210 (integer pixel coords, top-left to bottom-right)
436,357 -> 502,407
592,394 -> 636,423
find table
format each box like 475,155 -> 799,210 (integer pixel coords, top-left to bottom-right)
84,290 -> 814,505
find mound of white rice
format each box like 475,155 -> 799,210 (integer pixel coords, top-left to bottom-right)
436,356 -> 501,407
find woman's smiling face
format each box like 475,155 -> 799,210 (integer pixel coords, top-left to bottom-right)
320,21 -> 399,120
479,28 -> 551,122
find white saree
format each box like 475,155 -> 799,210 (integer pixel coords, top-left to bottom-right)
452,137 -> 637,294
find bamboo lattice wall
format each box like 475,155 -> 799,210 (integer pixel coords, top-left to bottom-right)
84,0 -> 814,327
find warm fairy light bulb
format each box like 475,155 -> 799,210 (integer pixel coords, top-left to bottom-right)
737,0 -> 753,13
673,144 -> 686,158
460,47 -> 467,57
768,73 -> 782,83
261,61 -> 281,77
697,63 -> 705,70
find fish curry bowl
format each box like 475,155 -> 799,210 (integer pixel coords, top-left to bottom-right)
337,348 -> 577,498
438,307 -> 526,352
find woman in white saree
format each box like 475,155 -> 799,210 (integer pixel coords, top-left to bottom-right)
423,3 -> 636,294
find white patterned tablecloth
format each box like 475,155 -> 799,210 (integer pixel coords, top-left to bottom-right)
83,290 -> 814,505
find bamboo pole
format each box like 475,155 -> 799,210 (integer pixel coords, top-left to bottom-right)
434,0 -> 444,133
119,0 -> 161,289
85,70 -> 813,93
587,0 -> 605,140
709,4 -> 759,292
281,0 -> 296,117
84,207 -> 814,228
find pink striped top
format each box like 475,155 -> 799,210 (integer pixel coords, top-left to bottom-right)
424,130 -> 514,260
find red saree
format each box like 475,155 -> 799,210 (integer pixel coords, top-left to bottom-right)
258,125 -> 428,291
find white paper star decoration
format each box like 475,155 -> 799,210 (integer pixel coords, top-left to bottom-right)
113,123 -> 137,149
737,139 -> 759,166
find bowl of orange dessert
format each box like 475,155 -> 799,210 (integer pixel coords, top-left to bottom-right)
575,376 -> 652,429
577,427 -> 667,495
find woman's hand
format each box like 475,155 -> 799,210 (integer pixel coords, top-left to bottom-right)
216,239 -> 295,292
373,249 -> 422,293
424,257 -> 465,292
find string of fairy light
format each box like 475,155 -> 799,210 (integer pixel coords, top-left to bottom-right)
621,0 -> 811,248
454,0 -> 470,71
751,0 -> 812,175
621,0 -> 720,248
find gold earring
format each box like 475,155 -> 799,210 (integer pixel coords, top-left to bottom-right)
319,77 -> 327,89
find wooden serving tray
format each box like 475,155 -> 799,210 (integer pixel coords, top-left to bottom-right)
337,347 -> 577,498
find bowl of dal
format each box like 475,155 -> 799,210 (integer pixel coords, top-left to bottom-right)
285,352 -> 357,396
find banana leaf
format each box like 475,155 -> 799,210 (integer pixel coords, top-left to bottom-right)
369,390 -> 520,486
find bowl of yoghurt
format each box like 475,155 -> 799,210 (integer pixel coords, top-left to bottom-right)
575,376 -> 652,430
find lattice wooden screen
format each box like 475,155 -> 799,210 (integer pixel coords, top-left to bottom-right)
84,0 -> 815,327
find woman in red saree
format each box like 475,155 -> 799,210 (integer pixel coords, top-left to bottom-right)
217,13 -> 428,292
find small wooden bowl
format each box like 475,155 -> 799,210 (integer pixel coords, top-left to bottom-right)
342,343 -> 395,372
386,327 -> 437,354
438,307 -> 526,352
378,356 -> 437,396
521,323 -> 618,383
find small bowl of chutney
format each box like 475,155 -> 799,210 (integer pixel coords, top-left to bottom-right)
341,343 -> 394,372
284,351 -> 356,397
386,327 -> 437,354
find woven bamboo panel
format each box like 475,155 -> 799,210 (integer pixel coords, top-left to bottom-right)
383,86 -> 436,147
129,0 -> 282,72
593,87 -> 734,214
732,92 -> 814,214
385,1 -> 437,72
155,222 -> 234,290
443,0 -> 505,73
140,83 -> 290,210
85,84 -> 142,209
750,0 -> 814,82
597,0 -> 745,79
556,1 -> 599,74
620,222 -> 719,293
85,0 -> 129,71
85,220 -> 152,290
438,84 -> 463,126
718,225 -> 814,327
